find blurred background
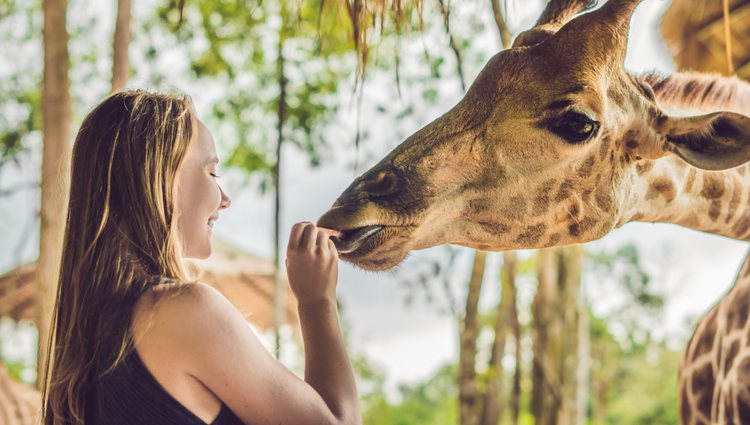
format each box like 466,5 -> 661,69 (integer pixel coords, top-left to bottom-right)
1,0 -> 750,423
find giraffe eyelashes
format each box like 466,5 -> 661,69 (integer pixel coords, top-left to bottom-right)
550,111 -> 600,144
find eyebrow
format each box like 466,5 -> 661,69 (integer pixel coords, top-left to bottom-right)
205,157 -> 220,166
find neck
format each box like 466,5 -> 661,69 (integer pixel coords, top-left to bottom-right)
619,156 -> 750,241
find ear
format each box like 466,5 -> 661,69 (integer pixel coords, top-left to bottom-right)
659,112 -> 750,171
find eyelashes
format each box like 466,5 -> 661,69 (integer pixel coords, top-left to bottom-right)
210,173 -> 221,178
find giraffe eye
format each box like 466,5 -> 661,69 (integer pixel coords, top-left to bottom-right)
551,112 -> 600,143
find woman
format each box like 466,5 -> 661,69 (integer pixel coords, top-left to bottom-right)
41,90 -> 360,425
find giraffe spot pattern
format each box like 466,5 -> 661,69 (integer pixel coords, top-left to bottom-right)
581,187 -> 594,202
724,340 -> 741,376
727,286 -> 750,331
646,177 -> 677,203
569,203 -> 580,218
555,179 -> 575,202
691,364 -> 715,411
577,155 -> 596,178
594,183 -> 611,212
533,181 -> 556,216
568,216 -> 597,237
691,309 -> 718,361
515,223 -> 547,245
701,174 -> 725,199
731,217 -> 750,238
468,198 -> 492,215
709,200 -> 722,222
737,357 -> 750,424
478,221 -> 511,236
635,161 -> 653,175
726,184 -> 743,224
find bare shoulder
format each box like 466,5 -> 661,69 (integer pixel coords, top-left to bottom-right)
132,281 -> 236,347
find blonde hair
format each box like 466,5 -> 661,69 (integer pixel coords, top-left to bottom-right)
41,90 -> 197,425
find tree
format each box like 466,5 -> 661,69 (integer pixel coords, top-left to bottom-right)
479,251 -> 519,425
458,250 -> 487,425
111,0 -> 132,93
37,0 -> 72,388
532,246 -> 589,425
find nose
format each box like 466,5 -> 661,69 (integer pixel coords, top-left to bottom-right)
219,186 -> 231,210
355,168 -> 401,200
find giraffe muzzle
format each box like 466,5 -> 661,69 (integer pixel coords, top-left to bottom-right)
330,225 -> 383,254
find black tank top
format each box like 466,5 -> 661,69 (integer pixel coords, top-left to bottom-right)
87,348 -> 244,424
86,276 -> 243,424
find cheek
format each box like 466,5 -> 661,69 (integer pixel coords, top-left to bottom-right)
175,173 -> 218,230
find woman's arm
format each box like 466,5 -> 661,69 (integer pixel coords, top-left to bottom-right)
287,222 -> 360,421
153,223 -> 360,425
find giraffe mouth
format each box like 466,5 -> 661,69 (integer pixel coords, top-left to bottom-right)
329,225 -> 384,254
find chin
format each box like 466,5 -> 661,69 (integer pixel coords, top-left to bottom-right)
184,243 -> 211,260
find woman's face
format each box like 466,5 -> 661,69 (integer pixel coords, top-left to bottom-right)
175,119 -> 231,259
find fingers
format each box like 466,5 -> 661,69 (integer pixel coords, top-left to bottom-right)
316,231 -> 329,251
300,223 -> 318,251
327,238 -> 339,259
288,222 -> 308,250
289,221 -> 337,254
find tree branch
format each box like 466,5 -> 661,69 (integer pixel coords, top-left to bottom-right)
436,0 -> 466,92
491,0 -> 512,49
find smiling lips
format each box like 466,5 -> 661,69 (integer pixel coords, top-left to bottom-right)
207,214 -> 219,229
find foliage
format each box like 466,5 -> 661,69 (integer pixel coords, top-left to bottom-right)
149,0 -> 362,190
361,363 -> 458,425
586,244 -> 679,425
0,0 -> 41,168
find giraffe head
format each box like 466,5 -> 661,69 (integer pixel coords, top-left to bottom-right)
318,0 -> 750,271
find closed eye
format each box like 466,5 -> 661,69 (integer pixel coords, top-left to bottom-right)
210,173 -> 221,178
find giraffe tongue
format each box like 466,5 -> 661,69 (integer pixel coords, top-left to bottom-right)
327,226 -> 383,254
318,227 -> 344,239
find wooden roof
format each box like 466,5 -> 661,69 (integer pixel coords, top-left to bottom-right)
0,363 -> 39,424
661,0 -> 750,79
0,238 -> 299,332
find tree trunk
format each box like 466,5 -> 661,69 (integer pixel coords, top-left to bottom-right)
111,0 -> 132,93
38,0 -> 72,389
531,246 -> 589,425
479,251 -> 516,425
510,254 -> 521,425
459,250 -> 487,425
273,11 -> 288,359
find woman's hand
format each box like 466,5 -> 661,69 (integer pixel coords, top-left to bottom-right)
286,222 -> 339,306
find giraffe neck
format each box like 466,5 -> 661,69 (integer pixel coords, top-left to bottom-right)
619,156 -> 750,241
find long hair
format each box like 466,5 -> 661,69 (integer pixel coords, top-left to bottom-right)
41,90 -> 197,425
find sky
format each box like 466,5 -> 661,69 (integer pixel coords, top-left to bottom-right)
2,0 -> 750,400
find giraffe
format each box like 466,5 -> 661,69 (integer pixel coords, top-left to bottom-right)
316,0 -> 750,423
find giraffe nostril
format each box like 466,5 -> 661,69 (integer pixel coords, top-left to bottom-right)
358,168 -> 400,200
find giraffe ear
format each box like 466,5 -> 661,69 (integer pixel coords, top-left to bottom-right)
660,112 -> 750,171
